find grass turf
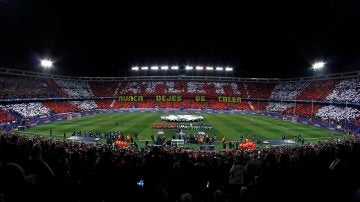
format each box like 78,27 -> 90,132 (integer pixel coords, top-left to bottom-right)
19,112 -> 344,149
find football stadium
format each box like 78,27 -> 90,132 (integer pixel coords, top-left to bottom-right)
1,1 -> 360,202
9,71 -> 355,150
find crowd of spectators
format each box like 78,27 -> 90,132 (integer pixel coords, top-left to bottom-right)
4,103 -> 51,118
242,82 -> 275,99
0,107 -> 14,123
1,99 -> 358,122
252,101 -> 268,111
266,102 -> 294,112
118,82 -> 142,95
327,78 -> 360,103
283,103 -> 323,117
55,79 -> 95,98
69,101 -> 98,110
187,82 -> 206,94
212,82 -> 226,94
0,133 -> 359,202
297,80 -> 340,101
95,100 -> 113,109
270,81 -> 309,100
165,81 -> 184,94
142,81 -> 165,94
316,105 -> 360,122
0,76 -> 359,102
0,76 -> 59,99
46,80 -> 69,97
0,76 -> 359,123
113,81 -> 275,98
42,101 -> 81,114
89,81 -> 118,97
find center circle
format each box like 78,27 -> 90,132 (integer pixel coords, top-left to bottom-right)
160,114 -> 204,122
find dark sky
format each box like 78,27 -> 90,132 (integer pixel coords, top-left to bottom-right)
0,0 -> 360,77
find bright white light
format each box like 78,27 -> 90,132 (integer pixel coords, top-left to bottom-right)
171,66 -> 179,70
185,66 -> 193,70
40,59 -> 53,68
225,67 -> 233,71
215,67 -> 223,71
141,66 -> 149,70
196,66 -> 204,70
131,66 -> 139,71
312,61 -> 325,70
161,66 -> 169,70
206,66 -> 214,71
151,66 -> 159,70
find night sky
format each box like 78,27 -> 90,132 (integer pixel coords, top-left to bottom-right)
0,0 -> 360,77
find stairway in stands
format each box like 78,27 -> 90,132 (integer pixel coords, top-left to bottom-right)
47,80 -> 69,97
243,83 -> 254,110
110,82 -> 122,108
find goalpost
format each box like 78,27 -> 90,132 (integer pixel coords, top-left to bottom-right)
67,113 -> 81,120
282,115 -> 298,123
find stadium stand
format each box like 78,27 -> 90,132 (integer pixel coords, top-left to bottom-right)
118,81 -> 142,95
270,81 -> 309,100
69,100 -> 98,110
0,70 -> 359,201
142,81 -> 165,95
115,101 -> 133,108
316,105 -> 360,121
94,99 -> 113,109
266,102 -> 294,112
43,101 -> 80,113
0,70 -> 358,123
296,79 -> 340,100
5,102 -> 51,118
326,77 -> 360,103
283,103 -> 323,117
138,100 -> 156,108
47,80 -> 69,97
252,101 -> 269,111
0,76 -> 59,98
187,81 -> 206,94
0,107 -> 14,123
89,81 -> 118,97
243,82 -> 276,99
55,79 -> 95,98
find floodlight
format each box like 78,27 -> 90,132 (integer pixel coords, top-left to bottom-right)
160,66 -> 169,70
185,66 -> 193,70
40,59 -> 53,68
225,67 -> 233,71
215,67 -> 223,71
171,66 -> 179,70
141,66 -> 149,70
195,66 -> 204,70
132,66 -> 139,71
151,66 -> 159,70
312,61 -> 325,70
206,66 -> 214,71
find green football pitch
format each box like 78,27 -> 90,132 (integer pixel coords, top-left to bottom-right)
20,112 -> 344,148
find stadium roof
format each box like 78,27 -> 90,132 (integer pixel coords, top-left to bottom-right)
0,1 -> 360,77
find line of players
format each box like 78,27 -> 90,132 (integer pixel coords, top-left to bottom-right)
152,123 -> 213,130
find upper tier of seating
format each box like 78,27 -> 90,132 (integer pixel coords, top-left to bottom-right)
0,74 -> 358,122
0,76 -> 59,99
0,75 -> 358,104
